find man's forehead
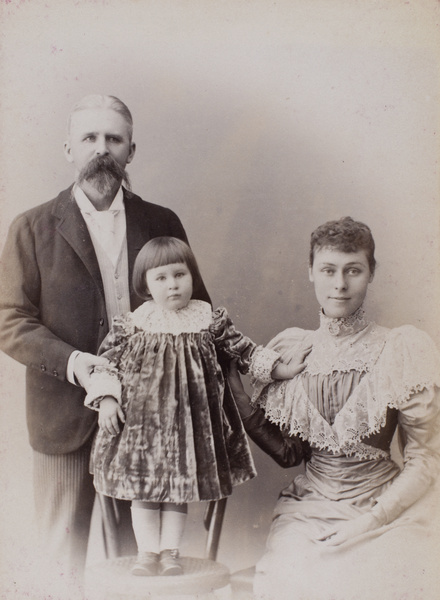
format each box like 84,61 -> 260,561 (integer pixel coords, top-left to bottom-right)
69,107 -> 130,134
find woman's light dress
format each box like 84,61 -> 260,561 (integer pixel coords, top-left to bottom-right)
85,300 -> 278,503
251,308 -> 440,600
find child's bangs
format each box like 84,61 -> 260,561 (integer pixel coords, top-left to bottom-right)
149,244 -> 188,270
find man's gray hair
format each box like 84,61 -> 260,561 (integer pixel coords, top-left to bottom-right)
67,94 -> 133,141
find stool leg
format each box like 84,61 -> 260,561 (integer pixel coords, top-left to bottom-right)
205,498 -> 227,561
98,494 -> 121,558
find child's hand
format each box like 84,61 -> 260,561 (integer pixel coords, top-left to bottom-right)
74,352 -> 110,391
98,396 -> 125,436
271,345 -> 312,380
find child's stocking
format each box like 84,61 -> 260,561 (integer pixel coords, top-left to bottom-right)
159,503 -> 188,551
130,501 -> 161,554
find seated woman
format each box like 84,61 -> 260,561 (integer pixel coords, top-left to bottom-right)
231,217 -> 440,600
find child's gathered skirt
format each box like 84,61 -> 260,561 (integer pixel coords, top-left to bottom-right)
90,321 -> 256,503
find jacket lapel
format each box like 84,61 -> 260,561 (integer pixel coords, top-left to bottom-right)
53,186 -> 105,299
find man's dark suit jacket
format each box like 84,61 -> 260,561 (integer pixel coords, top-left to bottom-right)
0,185 -> 209,455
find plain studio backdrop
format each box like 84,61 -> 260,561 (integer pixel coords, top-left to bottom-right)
0,0 -> 439,596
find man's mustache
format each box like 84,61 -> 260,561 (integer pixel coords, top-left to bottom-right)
77,155 -> 131,192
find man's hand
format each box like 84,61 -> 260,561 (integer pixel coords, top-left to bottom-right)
73,352 -> 110,390
98,396 -> 125,436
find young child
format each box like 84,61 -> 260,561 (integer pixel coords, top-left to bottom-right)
85,237 -> 307,577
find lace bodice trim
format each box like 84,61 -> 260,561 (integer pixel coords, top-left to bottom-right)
305,321 -> 387,376
252,323 -> 440,460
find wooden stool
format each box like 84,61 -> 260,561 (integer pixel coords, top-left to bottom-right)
229,566 -> 255,600
85,555 -> 230,599
86,498 -> 229,599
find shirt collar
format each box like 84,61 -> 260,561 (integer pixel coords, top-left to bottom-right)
73,185 -> 125,213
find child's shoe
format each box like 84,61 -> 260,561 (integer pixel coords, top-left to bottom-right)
158,549 -> 183,576
131,551 -> 159,576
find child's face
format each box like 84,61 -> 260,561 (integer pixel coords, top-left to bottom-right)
146,262 -> 193,311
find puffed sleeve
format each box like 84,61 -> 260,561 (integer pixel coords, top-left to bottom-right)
84,314 -> 134,410
370,326 -> 440,524
251,326 -> 312,405
266,326 -> 313,364
210,307 -> 280,382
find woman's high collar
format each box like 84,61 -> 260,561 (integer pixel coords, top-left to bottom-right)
319,306 -> 370,337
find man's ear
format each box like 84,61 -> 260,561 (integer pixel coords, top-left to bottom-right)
308,266 -> 314,282
126,142 -> 136,165
63,140 -> 74,163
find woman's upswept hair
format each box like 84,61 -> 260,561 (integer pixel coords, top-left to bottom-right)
68,94 -> 133,141
309,216 -> 376,274
133,236 -> 203,300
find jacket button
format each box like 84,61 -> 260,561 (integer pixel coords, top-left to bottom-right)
40,365 -> 46,372
53,370 -> 59,377
99,318 -> 105,326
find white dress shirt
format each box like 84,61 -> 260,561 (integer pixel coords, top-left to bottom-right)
74,185 -> 126,266
67,185 -> 127,385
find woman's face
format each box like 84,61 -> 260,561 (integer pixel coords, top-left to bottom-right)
309,247 -> 374,319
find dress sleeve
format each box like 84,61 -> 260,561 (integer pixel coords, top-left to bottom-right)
241,406 -> 308,468
84,315 -> 133,410
371,327 -> 440,524
371,386 -> 440,524
210,307 -> 280,381
266,327 -> 313,365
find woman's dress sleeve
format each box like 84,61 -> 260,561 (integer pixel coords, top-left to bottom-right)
241,406 -> 309,468
211,307 -> 280,382
84,315 -> 133,410
371,326 -> 440,524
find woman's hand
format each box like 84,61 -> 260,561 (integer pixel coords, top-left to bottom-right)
272,345 -> 312,380
318,512 -> 381,546
98,396 -> 125,436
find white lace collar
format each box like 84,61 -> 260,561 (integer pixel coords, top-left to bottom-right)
130,299 -> 212,334
306,317 -> 387,376
319,306 -> 369,337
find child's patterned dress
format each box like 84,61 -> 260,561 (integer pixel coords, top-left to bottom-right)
85,299 -> 279,502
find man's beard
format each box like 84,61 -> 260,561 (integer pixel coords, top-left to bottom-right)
77,155 -> 131,194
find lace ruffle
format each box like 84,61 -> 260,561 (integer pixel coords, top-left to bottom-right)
85,367 -> 122,410
130,299 -> 212,334
252,324 -> 440,459
262,319 -> 386,377
305,322 -> 387,376
250,346 -> 281,383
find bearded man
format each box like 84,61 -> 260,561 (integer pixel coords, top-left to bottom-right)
0,95 -> 209,585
